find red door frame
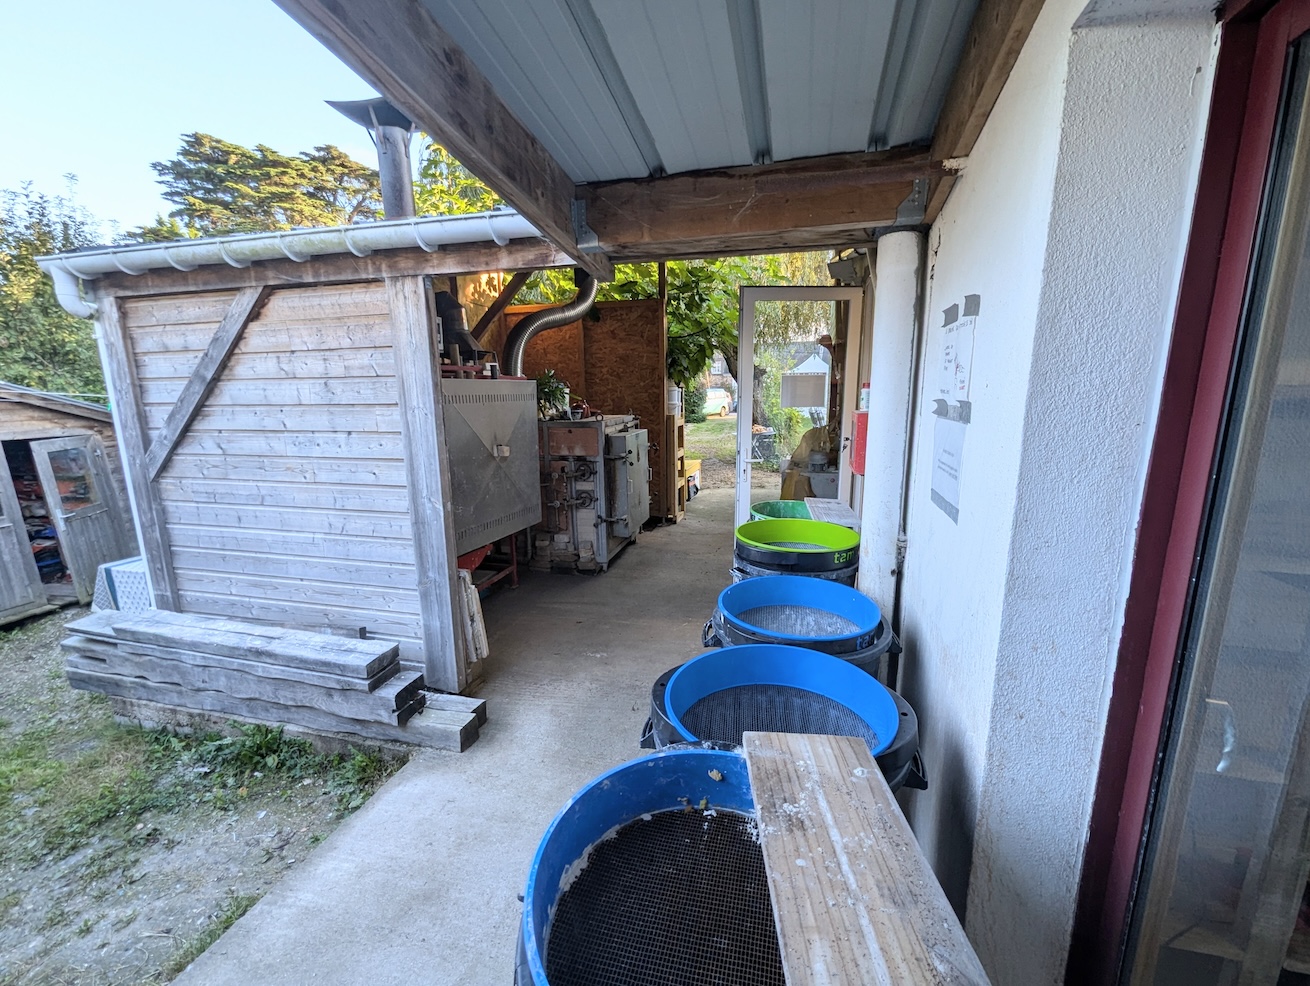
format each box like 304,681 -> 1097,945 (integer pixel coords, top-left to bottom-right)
1067,1 -> 1310,981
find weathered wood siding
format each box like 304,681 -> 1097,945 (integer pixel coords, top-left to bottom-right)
0,402 -> 134,548
121,283 -> 424,661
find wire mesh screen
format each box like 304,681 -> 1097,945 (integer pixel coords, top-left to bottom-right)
765,540 -> 826,549
680,684 -> 879,749
734,604 -> 860,637
545,810 -> 785,986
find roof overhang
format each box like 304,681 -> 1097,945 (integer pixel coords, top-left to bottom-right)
273,0 -> 1044,270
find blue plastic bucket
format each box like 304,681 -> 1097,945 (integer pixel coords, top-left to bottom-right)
516,747 -> 766,986
714,575 -> 881,653
663,644 -> 901,757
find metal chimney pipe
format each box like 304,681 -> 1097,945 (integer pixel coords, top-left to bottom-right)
327,97 -> 416,219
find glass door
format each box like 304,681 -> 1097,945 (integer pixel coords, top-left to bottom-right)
1126,27 -> 1310,984
734,287 -> 863,527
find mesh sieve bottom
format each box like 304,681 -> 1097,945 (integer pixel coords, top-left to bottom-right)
734,603 -> 860,637
765,540 -> 826,549
679,684 -> 879,749
544,809 -> 785,986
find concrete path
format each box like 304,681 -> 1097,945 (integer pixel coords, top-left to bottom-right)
173,487 -> 736,986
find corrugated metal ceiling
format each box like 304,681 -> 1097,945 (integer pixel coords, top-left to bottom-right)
418,0 -> 979,183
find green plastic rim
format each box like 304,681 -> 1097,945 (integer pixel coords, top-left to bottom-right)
749,499 -> 812,521
734,518 -> 860,554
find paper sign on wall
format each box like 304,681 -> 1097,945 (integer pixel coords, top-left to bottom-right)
929,295 -> 979,523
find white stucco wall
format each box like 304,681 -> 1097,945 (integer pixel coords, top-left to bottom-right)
897,0 -> 1080,916
896,2 -> 1219,983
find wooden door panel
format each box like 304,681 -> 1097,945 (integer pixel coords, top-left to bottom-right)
0,447 -> 50,623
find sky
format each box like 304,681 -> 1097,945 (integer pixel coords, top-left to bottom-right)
0,0 -> 382,240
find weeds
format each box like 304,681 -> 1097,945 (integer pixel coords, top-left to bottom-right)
157,892 -> 260,981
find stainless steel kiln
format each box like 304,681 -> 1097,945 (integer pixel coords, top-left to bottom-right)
537,416 -> 650,572
441,379 -> 542,554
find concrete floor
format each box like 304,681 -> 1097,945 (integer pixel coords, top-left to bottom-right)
172,487 -> 736,986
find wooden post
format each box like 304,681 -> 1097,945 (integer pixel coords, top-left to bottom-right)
387,275 -> 467,693
93,298 -> 180,609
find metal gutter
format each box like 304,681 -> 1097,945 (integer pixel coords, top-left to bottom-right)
36,210 -> 544,318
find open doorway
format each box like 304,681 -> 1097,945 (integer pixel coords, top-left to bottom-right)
734,286 -> 866,528
3,440 -> 79,600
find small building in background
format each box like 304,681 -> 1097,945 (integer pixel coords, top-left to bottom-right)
0,382 -> 136,625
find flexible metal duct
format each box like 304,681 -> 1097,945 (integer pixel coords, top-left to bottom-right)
503,270 -> 597,376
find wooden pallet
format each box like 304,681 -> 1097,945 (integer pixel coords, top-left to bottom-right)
62,611 -> 485,752
664,413 -> 686,522
743,732 -> 990,984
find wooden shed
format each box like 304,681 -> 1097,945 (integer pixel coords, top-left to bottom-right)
38,214 -> 580,698
0,382 -> 136,624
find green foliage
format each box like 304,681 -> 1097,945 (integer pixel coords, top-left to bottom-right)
685,382 -> 708,423
129,133 -> 382,240
0,185 -> 104,396
414,139 -> 503,216
535,369 -> 569,418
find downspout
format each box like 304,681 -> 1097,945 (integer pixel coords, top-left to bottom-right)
47,266 -> 97,318
503,269 -> 598,376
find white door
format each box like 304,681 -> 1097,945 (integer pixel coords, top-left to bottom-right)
31,434 -> 133,604
0,449 -> 50,623
735,286 -> 865,528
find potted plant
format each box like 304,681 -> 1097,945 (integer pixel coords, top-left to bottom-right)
536,370 -> 570,419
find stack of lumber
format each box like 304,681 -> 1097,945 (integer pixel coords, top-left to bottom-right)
61,611 -> 486,752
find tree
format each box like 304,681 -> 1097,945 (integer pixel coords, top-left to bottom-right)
414,139 -> 503,216
129,133 -> 382,240
0,184 -> 104,396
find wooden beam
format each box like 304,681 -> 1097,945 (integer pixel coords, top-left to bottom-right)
93,239 -> 573,299
144,286 -> 270,481
926,0 -> 1047,221
472,269 -> 531,342
744,732 -> 992,985
386,275 -> 467,694
580,147 -> 943,261
271,0 -> 611,280
91,298 -> 180,610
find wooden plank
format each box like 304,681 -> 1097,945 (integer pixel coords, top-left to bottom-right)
97,236 -> 574,300
76,610 -> 399,678
144,285 -> 271,480
65,666 -> 478,752
371,670 -> 427,713
270,0 -> 608,280
139,374 -> 399,408
424,692 -> 487,727
471,270 -> 531,342
123,282 -> 388,329
388,275 -> 467,694
157,454 -> 408,488
165,522 -> 415,560
69,608 -> 403,664
63,648 -> 410,724
157,482 -> 411,518
62,631 -> 395,693
172,571 -> 422,616
743,732 -> 991,986
580,147 -> 938,261
158,430 -> 405,461
135,347 -> 398,382
170,548 -> 420,591
129,318 -> 392,357
925,0 -> 1046,221
144,403 -> 403,434
175,590 -> 423,648
91,297 -> 180,609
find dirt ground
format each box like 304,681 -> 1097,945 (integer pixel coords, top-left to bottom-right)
0,607 -> 404,986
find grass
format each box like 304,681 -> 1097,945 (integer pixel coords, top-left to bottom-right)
1,720 -> 403,868
155,892 -> 261,982
686,416 -> 739,462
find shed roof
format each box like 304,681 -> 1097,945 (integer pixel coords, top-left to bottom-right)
0,381 -> 112,423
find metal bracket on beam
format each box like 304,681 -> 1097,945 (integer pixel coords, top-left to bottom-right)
571,199 -> 603,254
895,178 -> 930,226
